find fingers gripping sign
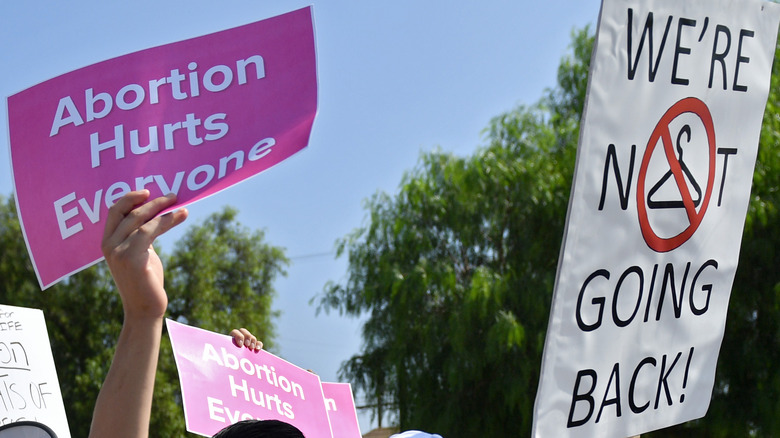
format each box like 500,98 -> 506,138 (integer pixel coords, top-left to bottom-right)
101,190 -> 188,319
230,328 -> 264,352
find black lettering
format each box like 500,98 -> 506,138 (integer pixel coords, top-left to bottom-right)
596,363 -> 622,422
690,259 -> 718,315
629,357 -> 657,413
627,9 -> 673,81
717,148 -> 738,206
680,347 -> 694,403
567,369 -> 597,428
654,352 -> 682,409
655,262 -> 691,320
671,18 -> 696,85
643,264 -> 660,322
612,266 -> 644,327
709,25 -> 731,89
733,29 -> 754,92
598,144 -> 636,211
576,270 -> 610,331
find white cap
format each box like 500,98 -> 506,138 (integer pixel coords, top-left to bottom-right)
390,431 -> 443,438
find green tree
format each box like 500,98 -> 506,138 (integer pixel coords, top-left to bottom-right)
0,198 -> 287,438
0,196 -> 124,436
321,26 -> 780,438
318,28 -> 591,438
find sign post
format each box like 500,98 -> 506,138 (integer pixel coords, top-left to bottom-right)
533,0 -> 780,436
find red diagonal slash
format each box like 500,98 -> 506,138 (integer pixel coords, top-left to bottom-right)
636,97 -> 716,252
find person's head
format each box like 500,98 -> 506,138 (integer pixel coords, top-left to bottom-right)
211,420 -> 305,438
390,432 -> 443,438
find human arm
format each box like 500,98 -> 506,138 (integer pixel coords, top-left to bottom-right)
89,191 -> 188,438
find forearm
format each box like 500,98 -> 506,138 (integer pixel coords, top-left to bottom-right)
89,316 -> 164,438
92,192 -> 186,438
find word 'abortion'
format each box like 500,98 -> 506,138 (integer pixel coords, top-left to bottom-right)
53,137 -> 275,240
202,344 -> 305,423
49,55 -> 265,137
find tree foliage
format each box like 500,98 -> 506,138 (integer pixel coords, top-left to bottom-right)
318,28 -> 590,437
0,199 -> 287,438
321,26 -> 780,438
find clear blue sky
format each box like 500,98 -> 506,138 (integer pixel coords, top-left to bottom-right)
0,1 -> 601,433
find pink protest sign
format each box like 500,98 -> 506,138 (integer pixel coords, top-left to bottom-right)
6,7 -> 317,289
166,319 -> 334,438
322,382 -> 362,437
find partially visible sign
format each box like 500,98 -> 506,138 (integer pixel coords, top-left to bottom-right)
166,320 -> 333,438
532,0 -> 780,436
322,382 -> 362,437
7,6 -> 318,289
0,304 -> 70,438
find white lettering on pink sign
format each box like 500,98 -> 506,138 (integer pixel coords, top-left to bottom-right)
166,319 -> 333,438
7,7 -> 318,289
322,382 -> 362,437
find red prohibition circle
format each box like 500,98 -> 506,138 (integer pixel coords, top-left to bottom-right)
636,97 -> 716,253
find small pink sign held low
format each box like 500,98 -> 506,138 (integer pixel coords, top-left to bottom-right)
7,6 -> 317,289
322,382 -> 362,437
166,319 -> 334,438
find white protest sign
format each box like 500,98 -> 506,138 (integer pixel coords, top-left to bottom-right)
0,304 -> 69,438
532,0 -> 780,437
